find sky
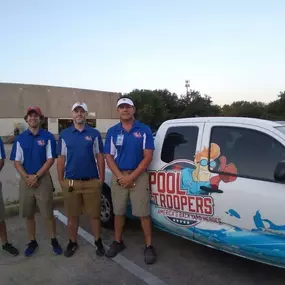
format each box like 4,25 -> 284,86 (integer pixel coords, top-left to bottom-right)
0,0 -> 284,106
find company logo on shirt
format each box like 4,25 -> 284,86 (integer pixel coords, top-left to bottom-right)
37,140 -> 46,146
85,136 -> 92,141
133,131 -> 142,138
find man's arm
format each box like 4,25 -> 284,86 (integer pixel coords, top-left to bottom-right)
94,134 -> 105,184
35,159 -> 55,178
97,153 -> 105,184
57,156 -> 66,184
10,140 -> 28,179
105,154 -> 123,179
36,137 -> 57,178
129,149 -> 153,181
104,130 -> 123,179
0,137 -> 6,172
14,161 -> 29,179
56,135 -> 66,184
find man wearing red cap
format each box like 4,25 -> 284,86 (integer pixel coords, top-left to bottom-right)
10,106 -> 63,257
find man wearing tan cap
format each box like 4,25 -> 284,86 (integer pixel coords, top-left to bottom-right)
57,102 -> 105,257
10,106 -> 62,257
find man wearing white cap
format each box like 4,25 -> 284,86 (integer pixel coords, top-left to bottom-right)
57,101 -> 105,257
104,96 -> 157,264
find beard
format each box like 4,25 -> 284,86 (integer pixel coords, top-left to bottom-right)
75,117 -> 85,124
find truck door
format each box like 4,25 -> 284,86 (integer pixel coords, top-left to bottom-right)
193,121 -> 285,259
148,122 -> 205,239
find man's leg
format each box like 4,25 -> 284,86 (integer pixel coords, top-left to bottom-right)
26,215 -> 36,241
0,182 -> 19,256
19,178 -> 39,257
62,179 -> 81,257
105,175 -> 128,258
0,220 -> 7,244
140,216 -> 152,246
83,179 -> 105,255
114,215 -> 126,242
0,220 -> 19,256
36,174 -> 63,255
130,172 -> 156,265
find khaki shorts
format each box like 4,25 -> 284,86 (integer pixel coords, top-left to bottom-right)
111,172 -> 150,217
61,179 -> 102,218
19,173 -> 54,219
0,182 -> 5,222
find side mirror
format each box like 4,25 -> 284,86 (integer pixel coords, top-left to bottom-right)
274,161 -> 285,182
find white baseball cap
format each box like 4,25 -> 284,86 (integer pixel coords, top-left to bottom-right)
117,97 -> 134,107
72,102 -> 88,112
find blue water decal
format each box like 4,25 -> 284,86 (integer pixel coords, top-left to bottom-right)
262,219 -> 285,231
253,210 -> 266,231
226,209 -> 241,219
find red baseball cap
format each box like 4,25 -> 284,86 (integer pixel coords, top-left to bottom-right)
25,106 -> 43,117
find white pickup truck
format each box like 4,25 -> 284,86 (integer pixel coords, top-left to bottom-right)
100,116 -> 285,269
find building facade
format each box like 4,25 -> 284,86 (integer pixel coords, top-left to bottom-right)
0,83 -> 121,139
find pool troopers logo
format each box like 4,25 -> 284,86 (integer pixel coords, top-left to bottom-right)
149,160 -> 215,227
148,144 -> 237,227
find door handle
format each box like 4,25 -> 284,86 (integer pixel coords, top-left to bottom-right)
200,186 -> 223,194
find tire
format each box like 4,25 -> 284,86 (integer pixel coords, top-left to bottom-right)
100,184 -> 114,229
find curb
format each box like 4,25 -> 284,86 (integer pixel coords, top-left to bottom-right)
4,196 -> 64,218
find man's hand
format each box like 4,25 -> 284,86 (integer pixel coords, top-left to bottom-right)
118,175 -> 135,188
26,175 -> 38,187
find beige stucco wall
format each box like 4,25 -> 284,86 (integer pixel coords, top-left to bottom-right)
0,118 -> 120,136
96,119 -> 120,133
0,82 -> 121,119
0,118 -> 28,136
48,118 -> 59,134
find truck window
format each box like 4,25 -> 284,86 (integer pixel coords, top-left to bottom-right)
209,126 -> 285,182
161,126 -> 199,163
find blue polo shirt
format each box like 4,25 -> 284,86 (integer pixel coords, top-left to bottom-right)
57,125 -> 104,179
10,129 -> 57,174
0,137 -> 6,159
104,120 -> 155,170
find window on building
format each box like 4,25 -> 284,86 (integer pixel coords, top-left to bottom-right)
161,126 -> 199,163
41,117 -> 48,130
58,119 -> 73,133
58,119 -> 97,133
209,126 -> 285,182
86,119 -> 96,128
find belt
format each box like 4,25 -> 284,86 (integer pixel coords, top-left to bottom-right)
67,177 -> 93,181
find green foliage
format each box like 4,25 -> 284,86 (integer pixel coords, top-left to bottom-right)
121,89 -> 285,130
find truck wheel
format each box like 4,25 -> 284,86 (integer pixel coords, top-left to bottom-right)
100,184 -> 114,229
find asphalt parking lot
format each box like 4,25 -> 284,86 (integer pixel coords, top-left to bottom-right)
1,144 -> 285,284
1,207 -> 285,285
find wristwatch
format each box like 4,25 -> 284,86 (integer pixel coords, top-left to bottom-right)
34,174 -> 39,179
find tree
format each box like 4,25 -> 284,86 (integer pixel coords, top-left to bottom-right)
179,91 -> 221,118
221,101 -> 267,118
124,88 -> 285,128
126,89 -> 168,131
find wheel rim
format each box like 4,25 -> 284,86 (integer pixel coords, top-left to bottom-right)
100,194 -> 111,222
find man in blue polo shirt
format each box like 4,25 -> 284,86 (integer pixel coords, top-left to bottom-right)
57,102 -> 105,257
104,96 -> 157,265
10,106 -> 62,257
0,137 -> 19,256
